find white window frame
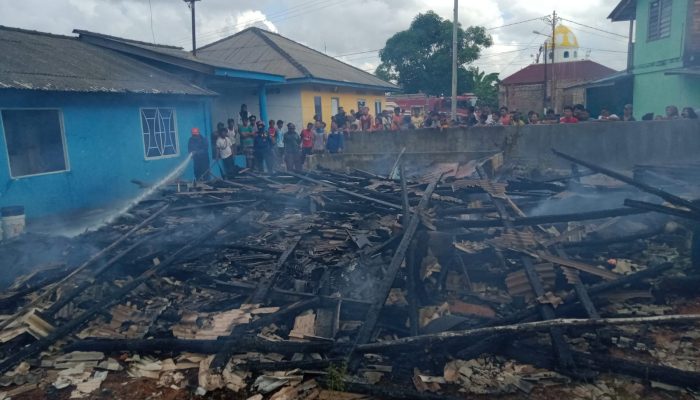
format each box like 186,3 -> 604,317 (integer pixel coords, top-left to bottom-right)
139,107 -> 180,160
330,97 -> 339,116
0,107 -> 70,179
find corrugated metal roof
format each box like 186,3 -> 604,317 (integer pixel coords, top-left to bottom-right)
0,26 -> 214,96
500,60 -> 617,86
197,28 -> 398,90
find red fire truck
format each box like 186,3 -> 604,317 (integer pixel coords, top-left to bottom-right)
386,94 -> 478,117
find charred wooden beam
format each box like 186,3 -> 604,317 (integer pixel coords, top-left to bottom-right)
348,177 -> 440,366
552,149 -> 700,215
64,337 -> 334,355
286,171 -> 403,210
502,341 -> 700,389
437,207 -> 648,229
0,203 -> 259,375
356,314 -> 700,353
249,237 -> 301,304
0,203 -> 171,332
624,199 -> 700,220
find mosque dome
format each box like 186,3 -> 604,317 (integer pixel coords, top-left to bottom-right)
546,25 -> 579,49
544,24 -> 581,63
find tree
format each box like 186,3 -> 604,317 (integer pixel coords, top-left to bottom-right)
466,67 -> 500,109
375,11 -> 492,95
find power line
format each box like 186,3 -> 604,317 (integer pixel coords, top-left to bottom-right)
560,18 -> 628,38
486,16 -> 548,31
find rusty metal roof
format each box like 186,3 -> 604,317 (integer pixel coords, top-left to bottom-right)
0,26 -> 214,96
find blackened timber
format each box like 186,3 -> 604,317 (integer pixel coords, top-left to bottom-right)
333,381 -> 465,400
349,177 -> 440,362
502,342 -> 700,389
249,237 -> 301,304
244,358 -> 339,373
286,171 -> 403,210
522,257 -> 575,370
552,149 -> 700,215
0,203 -> 260,375
624,199 -> 700,220
0,203 -> 171,332
64,337 -> 334,355
169,200 -> 256,212
476,164 -> 575,371
356,314 -> 700,353
555,248 -> 600,319
436,207 -> 648,229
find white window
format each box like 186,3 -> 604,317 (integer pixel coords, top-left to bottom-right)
1,109 -> 68,178
140,108 -> 179,159
374,100 -> 382,116
357,99 -> 366,111
331,97 -> 339,116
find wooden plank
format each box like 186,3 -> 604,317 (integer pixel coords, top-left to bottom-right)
536,252 -> 619,281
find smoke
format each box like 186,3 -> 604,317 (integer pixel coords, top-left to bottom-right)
526,183 -> 653,217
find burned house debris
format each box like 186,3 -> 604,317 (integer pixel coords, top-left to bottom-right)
0,149 -> 699,400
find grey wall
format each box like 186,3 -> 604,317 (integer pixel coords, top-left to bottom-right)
317,120 -> 700,172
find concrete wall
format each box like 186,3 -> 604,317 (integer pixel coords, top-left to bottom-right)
317,119 -> 700,172
0,90 -> 210,217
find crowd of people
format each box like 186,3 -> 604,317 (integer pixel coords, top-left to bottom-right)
187,102 -> 699,180
187,104 -> 347,180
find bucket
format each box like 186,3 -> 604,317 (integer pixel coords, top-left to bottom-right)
1,206 -> 25,240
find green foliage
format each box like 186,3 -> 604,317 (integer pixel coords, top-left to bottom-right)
466,66 -> 500,109
375,11 -> 492,95
325,362 -> 348,391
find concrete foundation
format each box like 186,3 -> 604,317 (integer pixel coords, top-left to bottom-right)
315,120 -> 700,173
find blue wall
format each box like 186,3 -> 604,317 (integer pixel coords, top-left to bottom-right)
0,90 -> 212,218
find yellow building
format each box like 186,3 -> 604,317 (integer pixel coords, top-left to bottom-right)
196,27 -> 397,128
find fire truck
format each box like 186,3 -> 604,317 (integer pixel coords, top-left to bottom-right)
386,94 -> 478,117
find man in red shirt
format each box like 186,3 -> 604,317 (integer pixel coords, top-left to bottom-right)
300,122 -> 314,168
559,106 -> 579,124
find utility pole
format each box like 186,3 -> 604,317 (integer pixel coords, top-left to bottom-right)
184,0 -> 201,56
451,0 -> 458,122
543,42 -> 548,114
549,10 -> 558,112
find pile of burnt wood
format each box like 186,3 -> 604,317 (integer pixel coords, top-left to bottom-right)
0,150 -> 699,400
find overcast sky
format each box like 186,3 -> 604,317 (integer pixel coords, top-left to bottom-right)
0,0 -> 631,79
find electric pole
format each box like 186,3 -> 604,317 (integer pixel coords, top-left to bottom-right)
451,0 -> 458,122
548,10 -> 558,112
184,0 -> 201,56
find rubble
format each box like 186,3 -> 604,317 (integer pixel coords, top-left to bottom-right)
0,150 -> 699,399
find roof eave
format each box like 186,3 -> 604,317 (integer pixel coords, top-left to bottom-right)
608,0 -> 636,22
214,68 -> 285,83
286,77 -> 398,92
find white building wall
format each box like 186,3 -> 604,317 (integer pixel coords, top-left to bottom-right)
210,85 -> 302,129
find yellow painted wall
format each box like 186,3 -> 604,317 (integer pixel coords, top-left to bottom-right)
299,84 -> 387,126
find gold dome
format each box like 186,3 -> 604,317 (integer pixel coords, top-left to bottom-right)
546,25 -> 579,48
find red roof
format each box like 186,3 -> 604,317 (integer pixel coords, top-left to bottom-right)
500,60 -> 617,86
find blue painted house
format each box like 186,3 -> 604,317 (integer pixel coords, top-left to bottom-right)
0,26 -> 219,218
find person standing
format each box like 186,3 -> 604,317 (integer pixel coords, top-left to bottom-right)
283,123 -> 302,171
410,109 -> 424,129
188,127 -> 209,181
300,122 -> 314,166
326,122 -> 344,154
391,107 -> 402,131
559,106 -> 579,124
239,116 -> 255,169
334,107 -> 347,129
313,121 -> 326,154
226,119 -> 238,156
622,104 -> 635,121
254,121 -> 273,173
360,107 -> 373,131
239,104 -> 248,125
275,120 -> 285,169
216,127 -> 236,178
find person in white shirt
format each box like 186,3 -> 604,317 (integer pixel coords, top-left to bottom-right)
226,119 -> 238,154
216,127 -> 235,178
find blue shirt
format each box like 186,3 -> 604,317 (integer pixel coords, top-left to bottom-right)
326,131 -> 344,153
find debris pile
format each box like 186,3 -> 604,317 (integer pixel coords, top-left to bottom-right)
0,150 -> 699,399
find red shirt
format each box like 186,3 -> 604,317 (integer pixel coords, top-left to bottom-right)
560,116 -> 579,124
300,129 -> 314,148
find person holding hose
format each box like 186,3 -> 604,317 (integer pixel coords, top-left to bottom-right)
187,127 -> 209,181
